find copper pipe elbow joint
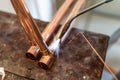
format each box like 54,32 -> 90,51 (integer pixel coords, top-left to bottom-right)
26,46 -> 41,60
38,53 -> 56,70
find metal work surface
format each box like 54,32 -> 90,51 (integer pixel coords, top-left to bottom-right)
0,11 -> 109,80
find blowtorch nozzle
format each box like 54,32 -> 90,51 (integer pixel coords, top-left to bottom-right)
59,0 -> 114,40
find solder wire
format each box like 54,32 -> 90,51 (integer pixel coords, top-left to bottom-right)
81,33 -> 118,80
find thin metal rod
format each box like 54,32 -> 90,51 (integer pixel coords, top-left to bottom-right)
55,0 -> 86,40
11,0 -> 50,55
81,33 -> 118,80
42,0 -> 74,42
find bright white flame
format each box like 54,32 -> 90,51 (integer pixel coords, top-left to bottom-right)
49,39 -> 60,58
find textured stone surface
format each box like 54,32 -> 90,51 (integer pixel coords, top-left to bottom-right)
0,11 -> 109,80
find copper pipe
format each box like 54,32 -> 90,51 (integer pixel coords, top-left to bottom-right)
11,0 -> 51,55
11,0 -> 39,59
11,0 -> 40,60
55,0 -> 86,40
26,0 -> 74,60
11,0 -> 57,69
11,0 -> 36,46
26,46 -> 41,60
42,0 -> 74,43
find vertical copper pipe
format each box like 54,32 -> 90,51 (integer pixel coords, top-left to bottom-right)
11,0 -> 40,59
42,0 -> 74,42
11,0 -> 50,55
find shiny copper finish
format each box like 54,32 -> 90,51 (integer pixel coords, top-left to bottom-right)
11,0 -> 38,59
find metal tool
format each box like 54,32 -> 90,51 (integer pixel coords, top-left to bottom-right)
57,0 -> 114,40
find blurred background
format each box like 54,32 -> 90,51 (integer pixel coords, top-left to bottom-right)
0,0 -> 120,79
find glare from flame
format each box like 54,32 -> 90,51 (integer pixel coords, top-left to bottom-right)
49,39 -> 60,58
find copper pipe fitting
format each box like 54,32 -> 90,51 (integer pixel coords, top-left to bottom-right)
38,53 -> 56,70
26,46 -> 41,60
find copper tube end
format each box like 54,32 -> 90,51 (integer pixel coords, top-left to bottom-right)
38,54 -> 56,70
26,46 -> 41,60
